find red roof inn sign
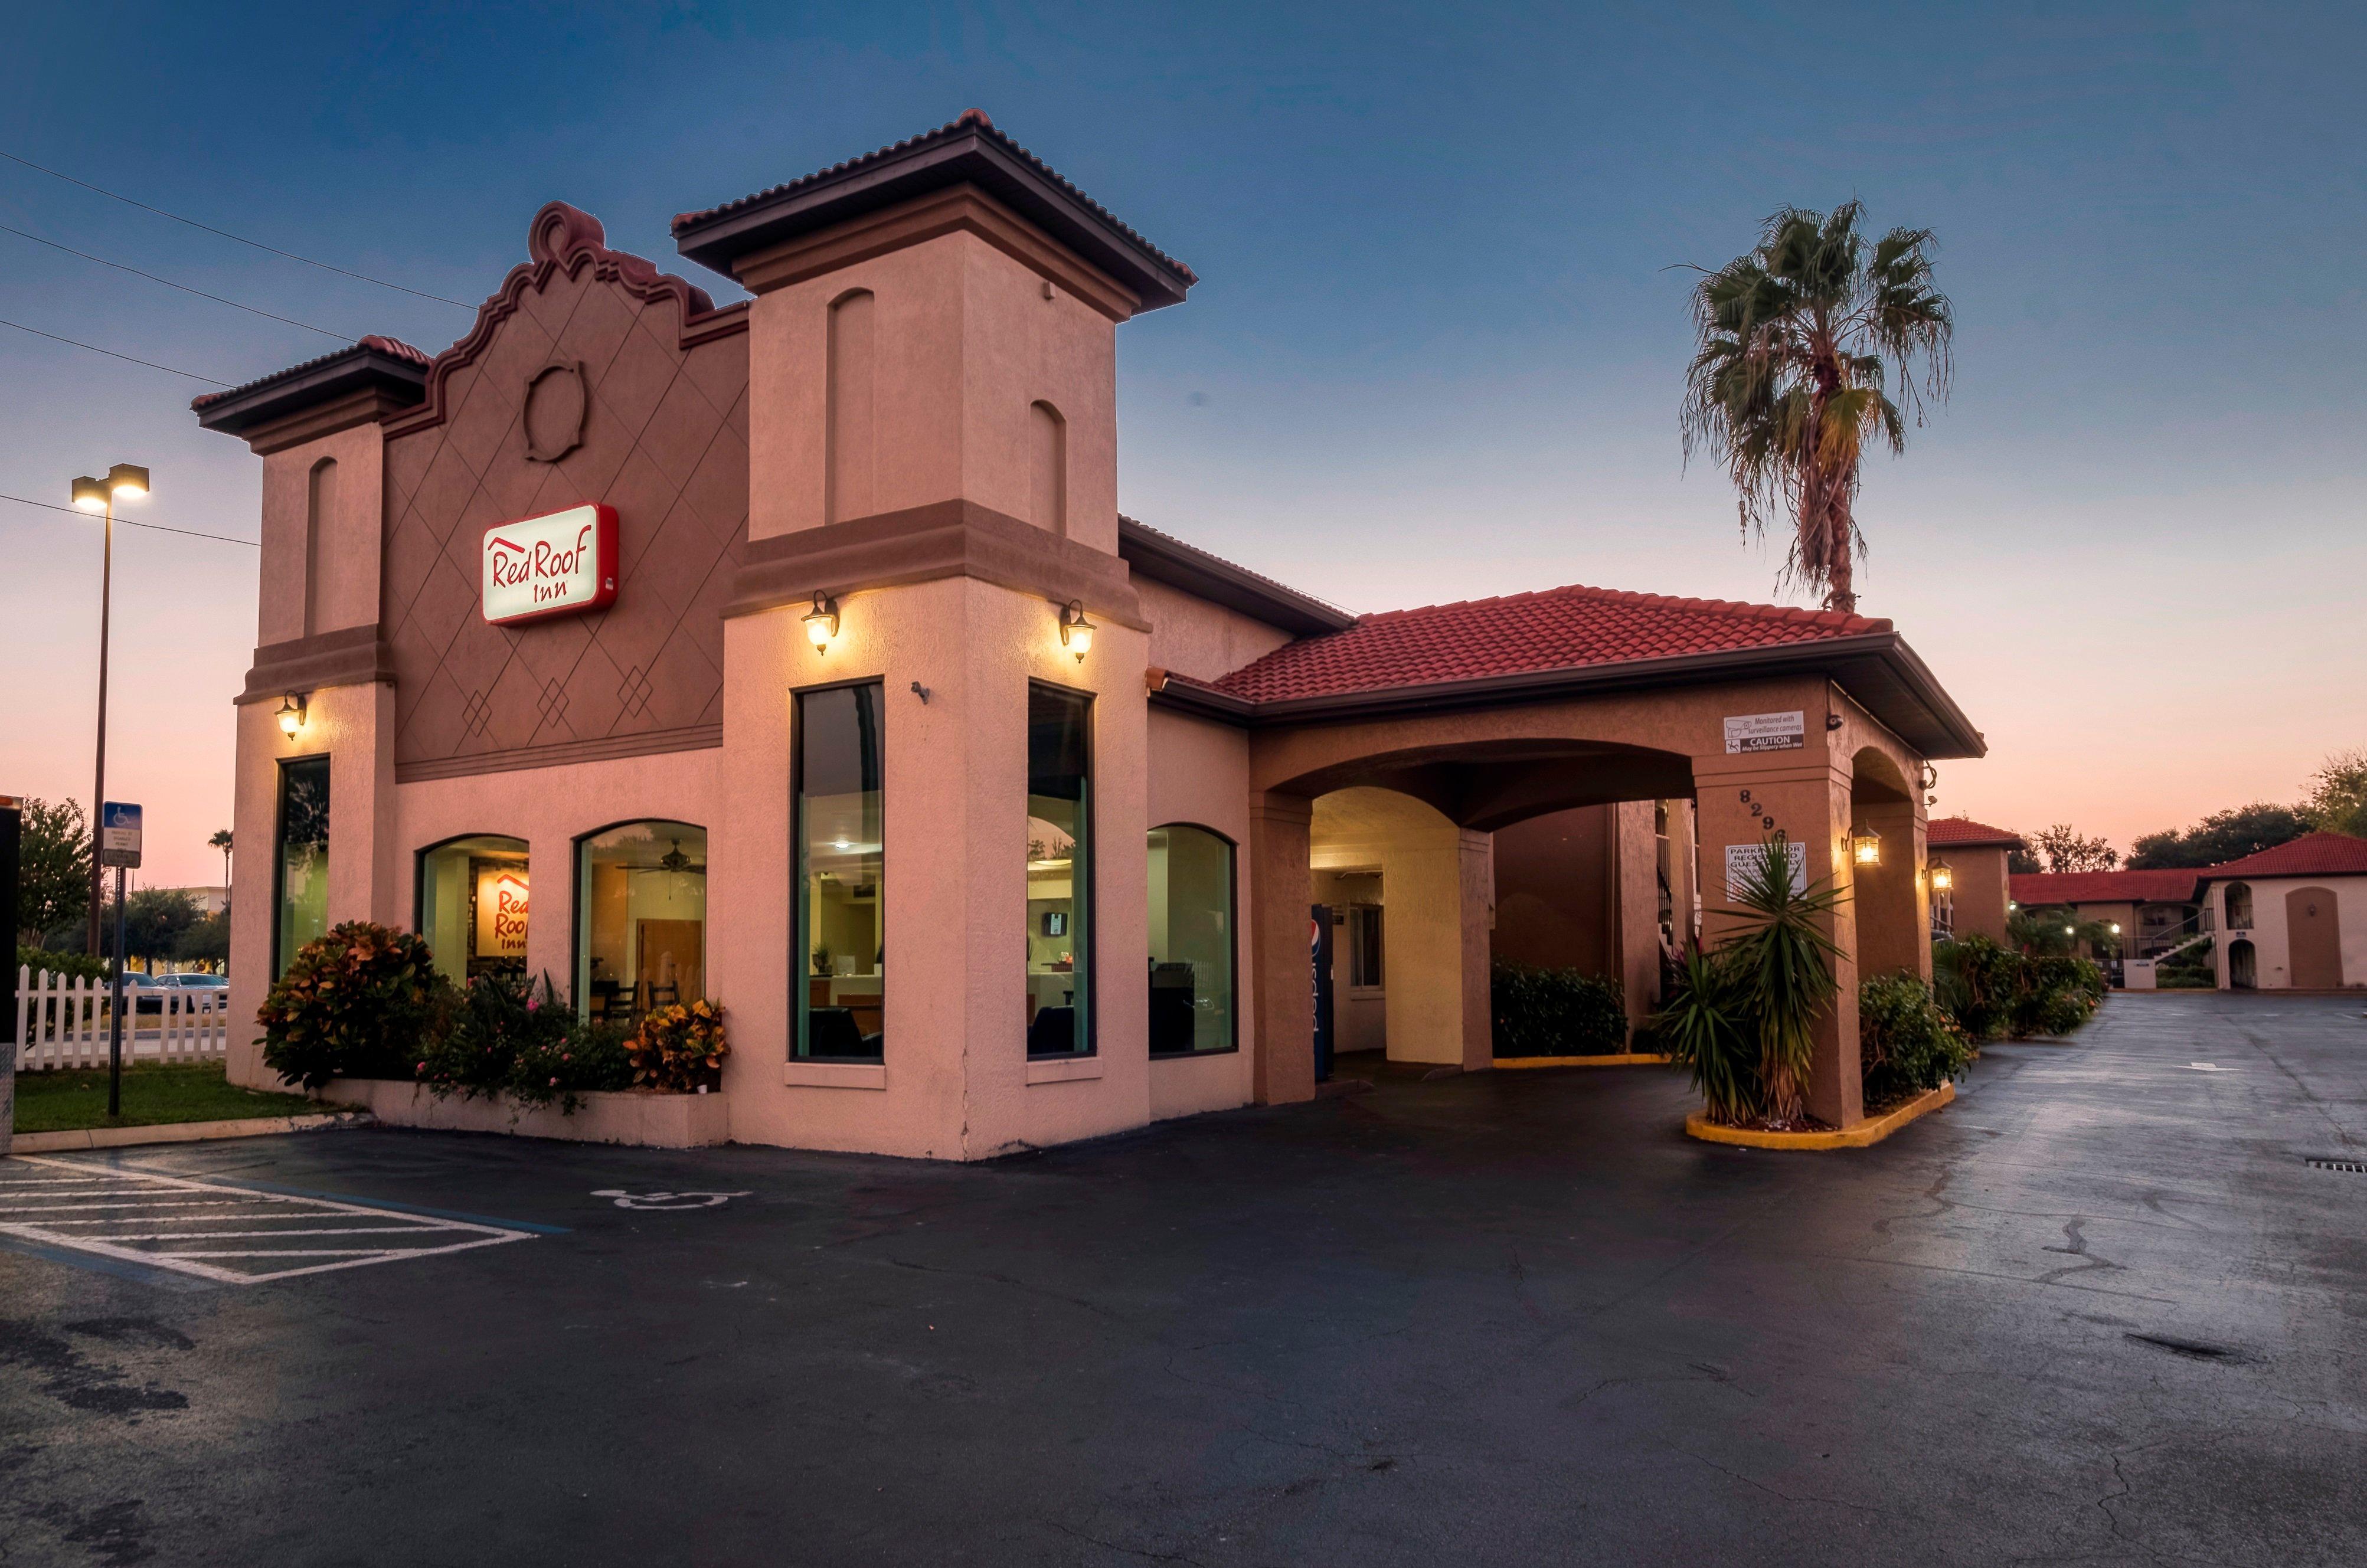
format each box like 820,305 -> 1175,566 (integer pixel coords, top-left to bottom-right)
481,503 -> 618,626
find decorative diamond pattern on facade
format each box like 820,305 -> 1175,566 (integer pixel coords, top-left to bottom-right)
384,241 -> 750,770
618,665 -> 654,718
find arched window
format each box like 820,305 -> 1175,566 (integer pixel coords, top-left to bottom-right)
1029,400 -> 1066,536
1147,823 -> 1235,1055
826,290 -> 875,523
417,834 -> 529,984
2224,881 -> 2253,931
305,456 -> 338,635
576,821 -> 707,1023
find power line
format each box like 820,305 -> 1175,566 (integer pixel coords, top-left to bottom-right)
0,491 -> 259,547
0,316 -> 231,385
0,147 -> 476,310
0,222 -> 354,341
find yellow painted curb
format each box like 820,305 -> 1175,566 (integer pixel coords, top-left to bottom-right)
8,1111 -> 372,1154
1495,1053 -> 1673,1069
1685,1081 -> 1954,1151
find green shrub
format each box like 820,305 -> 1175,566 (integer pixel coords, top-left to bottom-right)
416,970 -> 636,1112
258,922 -> 453,1090
17,945 -> 107,982
1859,974 -> 1971,1104
1490,963 -> 1627,1056
1934,934 -> 2017,1041
1651,944 -> 1758,1125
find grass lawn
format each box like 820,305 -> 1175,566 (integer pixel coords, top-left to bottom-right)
12,1063 -> 331,1134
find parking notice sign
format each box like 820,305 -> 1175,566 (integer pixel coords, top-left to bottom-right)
101,801 -> 142,869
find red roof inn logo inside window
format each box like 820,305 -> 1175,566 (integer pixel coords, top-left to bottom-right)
482,503 -> 619,626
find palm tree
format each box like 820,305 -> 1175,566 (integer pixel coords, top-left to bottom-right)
210,828 -> 233,893
1680,201 -> 1953,613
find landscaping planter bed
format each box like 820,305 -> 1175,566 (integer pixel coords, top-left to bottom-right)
326,1079 -> 728,1148
1685,1081 -> 1953,1151
1495,1053 -> 1672,1069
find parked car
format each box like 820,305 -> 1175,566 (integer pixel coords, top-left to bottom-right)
129,973 -> 228,1012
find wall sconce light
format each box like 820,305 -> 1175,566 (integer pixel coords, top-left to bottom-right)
1852,827 -> 1881,867
1058,600 -> 1095,662
802,591 -> 840,651
276,692 -> 308,736
2109,922 -> 2122,935
1929,860 -> 1954,893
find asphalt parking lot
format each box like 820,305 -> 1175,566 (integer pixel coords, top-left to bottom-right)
4,990 -> 2363,1566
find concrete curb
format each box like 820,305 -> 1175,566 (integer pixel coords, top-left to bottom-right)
1495,1053 -> 1673,1069
1685,1082 -> 1954,1151
10,1111 -> 375,1154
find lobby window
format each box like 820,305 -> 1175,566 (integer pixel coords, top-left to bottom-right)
1026,683 -> 1092,1056
273,755 -> 331,977
1347,904 -> 1384,989
795,683 -> 885,1061
1147,824 -> 1234,1056
576,821 -> 707,1024
418,835 -> 529,985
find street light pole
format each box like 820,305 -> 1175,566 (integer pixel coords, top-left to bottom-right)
72,466 -> 146,960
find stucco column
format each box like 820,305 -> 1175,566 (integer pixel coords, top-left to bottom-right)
1247,791 -> 1315,1105
1852,797 -> 1928,983
1456,828 -> 1496,1071
1694,756 -> 1861,1127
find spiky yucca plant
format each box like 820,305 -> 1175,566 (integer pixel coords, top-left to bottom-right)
1722,837 -> 1847,1126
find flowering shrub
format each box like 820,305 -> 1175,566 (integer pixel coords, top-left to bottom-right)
416,970 -> 634,1112
259,922 -> 453,1089
629,999 -> 728,1093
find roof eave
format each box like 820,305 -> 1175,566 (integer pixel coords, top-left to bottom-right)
1118,518 -> 1353,636
674,130 -> 1191,310
1198,632 -> 1987,757
192,346 -> 429,438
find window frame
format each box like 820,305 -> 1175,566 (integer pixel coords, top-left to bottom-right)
571,817 -> 710,1023
792,676 -> 887,1063
271,752 -> 332,980
413,832 -> 531,982
1146,820 -> 1240,1060
1026,680 -> 1096,1059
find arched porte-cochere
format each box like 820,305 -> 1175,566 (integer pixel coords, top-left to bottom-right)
1227,673 -> 1950,1128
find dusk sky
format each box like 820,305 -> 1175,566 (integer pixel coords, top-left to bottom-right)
4,2 -> 2361,888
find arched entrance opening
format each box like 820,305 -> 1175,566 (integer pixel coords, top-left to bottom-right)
1848,747 -> 1926,984
2228,938 -> 2257,989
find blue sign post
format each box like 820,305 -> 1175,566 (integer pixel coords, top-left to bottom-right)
102,802 -> 142,1116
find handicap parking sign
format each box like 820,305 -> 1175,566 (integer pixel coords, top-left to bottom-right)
101,801 -> 142,869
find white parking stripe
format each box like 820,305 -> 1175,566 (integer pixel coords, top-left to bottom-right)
1,1154 -> 538,1284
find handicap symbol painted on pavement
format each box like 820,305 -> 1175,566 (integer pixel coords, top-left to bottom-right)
591,1189 -> 751,1210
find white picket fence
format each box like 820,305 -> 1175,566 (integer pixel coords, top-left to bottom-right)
14,967 -> 230,1071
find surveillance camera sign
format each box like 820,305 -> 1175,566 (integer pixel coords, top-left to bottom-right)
482,503 -> 619,626
1722,711 -> 1805,754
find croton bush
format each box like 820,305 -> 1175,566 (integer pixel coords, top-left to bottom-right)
628,999 -> 729,1093
1858,974 -> 1973,1107
258,922 -> 450,1089
260,922 -> 720,1108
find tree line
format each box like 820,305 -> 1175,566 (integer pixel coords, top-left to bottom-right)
2007,749 -> 2367,874
13,796 -> 230,967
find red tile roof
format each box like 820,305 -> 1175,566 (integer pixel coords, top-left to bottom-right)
2194,832 -> 2367,880
2011,869 -> 2201,906
1927,816 -> 2023,849
1204,583 -> 1891,703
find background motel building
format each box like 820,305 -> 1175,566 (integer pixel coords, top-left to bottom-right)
2015,833 -> 2367,990
194,113 -> 1986,1158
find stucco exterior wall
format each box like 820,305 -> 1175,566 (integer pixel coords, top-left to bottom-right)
1943,845 -> 2012,943
746,227 -> 1117,543
1135,578 -> 1296,685
2209,876 -> 2366,989
1144,708 -> 1257,1121
256,421 -> 385,645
